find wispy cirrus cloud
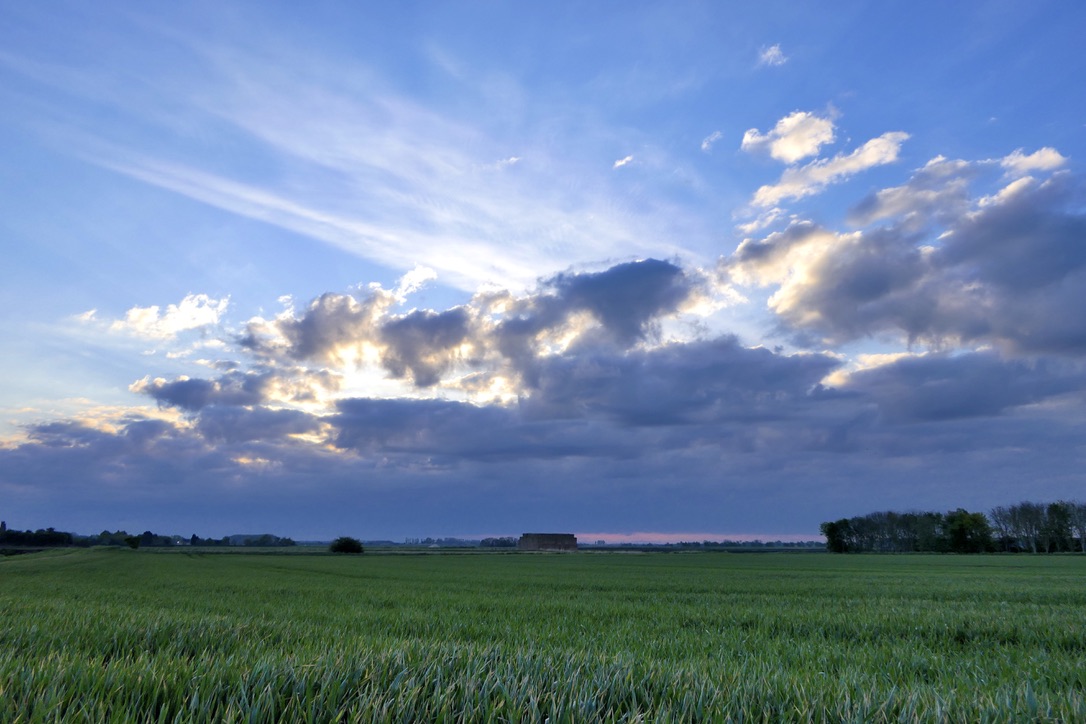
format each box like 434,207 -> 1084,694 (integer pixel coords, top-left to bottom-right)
9,34 -> 694,294
758,44 -> 788,67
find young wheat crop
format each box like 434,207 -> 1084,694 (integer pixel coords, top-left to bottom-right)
1,549 -> 1084,721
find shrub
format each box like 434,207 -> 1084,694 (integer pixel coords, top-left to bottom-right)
329,536 -> 364,554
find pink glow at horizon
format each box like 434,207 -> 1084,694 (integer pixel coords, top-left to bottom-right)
576,531 -> 824,544
463,531 -> 824,544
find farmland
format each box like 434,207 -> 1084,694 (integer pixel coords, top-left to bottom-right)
2,549 -> 1084,721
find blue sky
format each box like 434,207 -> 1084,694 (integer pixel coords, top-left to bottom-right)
2,1 -> 1085,541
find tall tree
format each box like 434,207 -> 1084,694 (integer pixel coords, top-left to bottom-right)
820,520 -> 852,553
1043,502 -> 1074,552
945,509 -> 993,553
989,505 -> 1015,552
1011,502 -> 1044,553
1069,503 -> 1086,553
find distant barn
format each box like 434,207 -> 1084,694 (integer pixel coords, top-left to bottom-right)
517,533 -> 578,552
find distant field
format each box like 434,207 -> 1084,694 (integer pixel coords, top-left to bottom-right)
2,549 -> 1084,721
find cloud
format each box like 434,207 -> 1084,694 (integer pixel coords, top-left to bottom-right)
735,207 -> 787,236
751,131 -> 910,207
195,405 -> 323,444
490,260 -> 703,390
326,338 -> 843,460
379,308 -> 474,387
394,266 -> 438,299
37,40 -> 686,293
107,294 -> 229,340
728,154 -> 1086,354
613,155 -> 634,169
131,371 -> 271,412
543,259 -> 696,345
7,251 -> 1086,539
741,111 -> 835,164
701,130 -> 723,152
847,156 -> 975,228
1001,147 -> 1068,178
242,289 -> 395,367
758,44 -> 788,67
239,259 -> 706,397
840,352 -> 1082,424
522,336 -> 840,426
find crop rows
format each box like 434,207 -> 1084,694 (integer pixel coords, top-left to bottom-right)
2,549 -> 1084,721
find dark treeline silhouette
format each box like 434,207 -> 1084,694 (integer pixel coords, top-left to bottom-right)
989,501 -> 1086,553
403,537 -> 480,548
0,521 -> 294,550
0,525 -> 74,548
821,501 -> 1086,553
667,540 -> 823,549
480,537 -> 517,548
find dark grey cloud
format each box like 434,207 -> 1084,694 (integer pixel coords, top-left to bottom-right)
121,418 -> 177,448
842,352 -> 1084,424
26,420 -> 120,449
195,406 -> 322,444
7,364 -> 1085,541
937,175 -> 1086,293
847,157 -> 976,230
323,335 -> 848,469
331,397 -> 624,462
493,259 -> 702,386
546,258 -> 694,344
241,291 -> 387,364
6,330 -> 1086,541
524,336 -> 839,426
135,371 -> 271,411
276,292 -> 374,361
379,307 -> 472,387
134,366 -> 341,412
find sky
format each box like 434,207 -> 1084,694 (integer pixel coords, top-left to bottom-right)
2,1 -> 1085,542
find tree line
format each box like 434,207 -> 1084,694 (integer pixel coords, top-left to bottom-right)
821,501 -> 1086,553
0,521 -> 295,551
0,524 -> 74,548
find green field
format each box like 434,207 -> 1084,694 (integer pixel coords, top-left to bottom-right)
2,549 -> 1084,721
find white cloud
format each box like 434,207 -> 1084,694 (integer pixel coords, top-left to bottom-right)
613,155 -> 634,169
394,265 -> 438,299
741,111 -> 835,164
751,131 -> 910,207
758,44 -> 787,67
735,207 -> 786,235
701,130 -> 723,152
109,294 -> 229,340
977,176 -> 1036,209
1001,147 -> 1067,177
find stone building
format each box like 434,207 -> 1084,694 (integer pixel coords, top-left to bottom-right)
517,533 -> 578,552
